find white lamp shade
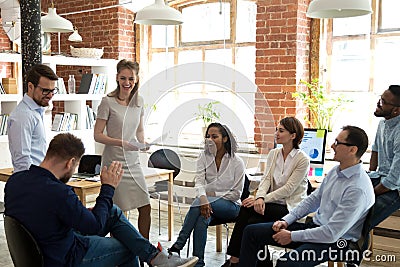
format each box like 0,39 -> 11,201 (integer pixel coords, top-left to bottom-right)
135,0 -> 183,25
307,0 -> 372,19
68,29 -> 82,42
41,8 -> 74,32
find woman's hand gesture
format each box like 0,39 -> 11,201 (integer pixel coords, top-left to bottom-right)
253,197 -> 265,215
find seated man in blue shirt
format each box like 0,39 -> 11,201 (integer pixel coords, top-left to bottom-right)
358,85 -> 400,257
238,126 -> 375,267
5,133 -> 198,267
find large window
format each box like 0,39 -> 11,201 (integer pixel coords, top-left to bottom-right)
139,0 -> 257,150
321,0 -> 400,142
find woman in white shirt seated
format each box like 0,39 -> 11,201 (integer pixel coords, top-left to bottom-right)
169,123 -> 245,267
221,117 -> 310,267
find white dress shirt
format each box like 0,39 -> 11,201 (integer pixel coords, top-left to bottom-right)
194,151 -> 245,204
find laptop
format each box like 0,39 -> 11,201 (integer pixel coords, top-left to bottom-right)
72,155 -> 101,179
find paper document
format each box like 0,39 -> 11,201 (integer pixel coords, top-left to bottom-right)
85,175 -> 101,182
129,132 -> 169,149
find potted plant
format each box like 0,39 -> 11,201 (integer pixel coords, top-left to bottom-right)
292,79 -> 352,132
195,101 -> 221,135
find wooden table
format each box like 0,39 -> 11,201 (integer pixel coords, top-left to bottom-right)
0,167 -> 175,241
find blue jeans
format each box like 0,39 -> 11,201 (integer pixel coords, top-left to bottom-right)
173,197 -> 240,267
239,222 -> 358,267
359,177 -> 400,253
77,205 -> 158,267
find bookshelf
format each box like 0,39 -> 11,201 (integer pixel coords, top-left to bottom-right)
0,53 -> 118,167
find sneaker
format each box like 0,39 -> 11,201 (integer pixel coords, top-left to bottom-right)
152,242 -> 198,267
168,245 -> 181,256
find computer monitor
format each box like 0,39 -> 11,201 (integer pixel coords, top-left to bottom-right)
300,128 -> 327,164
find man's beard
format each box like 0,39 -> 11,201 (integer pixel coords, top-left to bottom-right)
60,174 -> 72,184
33,96 -> 49,107
374,108 -> 392,118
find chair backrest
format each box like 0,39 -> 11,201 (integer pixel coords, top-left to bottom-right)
4,215 -> 44,267
148,149 -> 181,179
78,154 -> 102,175
240,174 -> 251,201
307,179 -> 314,195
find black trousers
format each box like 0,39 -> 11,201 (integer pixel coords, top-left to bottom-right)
226,202 -> 288,258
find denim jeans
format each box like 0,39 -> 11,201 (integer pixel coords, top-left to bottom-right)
77,205 -> 158,267
359,177 -> 400,253
173,196 -> 240,267
239,222 -> 357,267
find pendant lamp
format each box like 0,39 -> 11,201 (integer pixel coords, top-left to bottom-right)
68,28 -> 83,42
307,0 -> 372,19
134,0 -> 184,25
41,6 -> 74,32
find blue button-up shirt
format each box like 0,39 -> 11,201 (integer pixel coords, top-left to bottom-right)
283,163 -> 375,243
370,116 -> 400,191
8,94 -> 47,172
4,165 -> 115,267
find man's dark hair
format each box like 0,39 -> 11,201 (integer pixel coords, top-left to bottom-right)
342,125 -> 368,159
26,64 -> 58,87
205,122 -> 238,157
388,85 -> 400,106
46,133 -> 85,161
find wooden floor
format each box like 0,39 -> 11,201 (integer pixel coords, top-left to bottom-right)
1,203 -> 399,267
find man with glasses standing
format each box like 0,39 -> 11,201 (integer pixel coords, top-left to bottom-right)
8,64 -> 59,172
358,85 -> 400,255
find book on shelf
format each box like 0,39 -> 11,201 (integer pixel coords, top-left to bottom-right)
88,74 -> 98,94
52,113 -> 64,131
78,73 -> 94,94
52,113 -> 78,132
57,78 -> 67,94
86,105 -> 95,129
0,114 -> 9,135
0,115 -> 3,135
0,81 -> 5,94
78,73 -> 107,94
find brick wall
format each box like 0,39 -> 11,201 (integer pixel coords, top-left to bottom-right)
254,0 -> 311,154
40,0 -> 136,114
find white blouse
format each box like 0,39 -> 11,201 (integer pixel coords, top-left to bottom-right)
272,148 -> 302,205
194,151 -> 245,204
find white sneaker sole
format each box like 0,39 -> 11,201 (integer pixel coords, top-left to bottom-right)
179,256 -> 199,267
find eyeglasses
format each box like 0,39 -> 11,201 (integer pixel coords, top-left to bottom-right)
36,86 -> 59,95
333,139 -> 356,147
378,97 -> 400,107
36,86 -> 58,95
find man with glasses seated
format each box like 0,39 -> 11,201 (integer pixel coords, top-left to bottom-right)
357,85 -> 400,259
238,126 -> 374,267
8,64 -> 59,172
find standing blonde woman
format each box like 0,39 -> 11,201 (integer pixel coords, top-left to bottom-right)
94,59 -> 151,241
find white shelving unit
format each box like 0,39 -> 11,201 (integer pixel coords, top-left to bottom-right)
44,56 -> 117,155
0,53 -> 118,166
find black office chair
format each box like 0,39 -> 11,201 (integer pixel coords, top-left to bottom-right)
148,149 -> 181,234
4,215 -> 44,267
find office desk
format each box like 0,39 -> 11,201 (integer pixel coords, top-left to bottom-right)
0,168 -> 13,183
0,167 -> 175,241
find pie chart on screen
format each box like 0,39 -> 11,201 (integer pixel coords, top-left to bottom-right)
309,149 -> 319,159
